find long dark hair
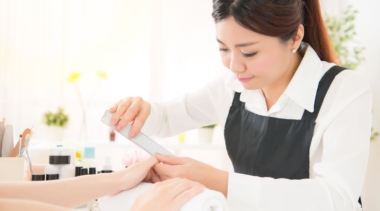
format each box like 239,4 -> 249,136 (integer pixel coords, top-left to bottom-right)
212,0 -> 337,63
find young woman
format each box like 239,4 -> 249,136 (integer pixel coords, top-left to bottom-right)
109,0 -> 371,210
0,157 -> 205,211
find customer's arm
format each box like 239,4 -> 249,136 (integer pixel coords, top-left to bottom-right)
0,156 -> 160,208
0,198 -> 71,211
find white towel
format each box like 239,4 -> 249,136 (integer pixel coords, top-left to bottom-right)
98,182 -> 229,211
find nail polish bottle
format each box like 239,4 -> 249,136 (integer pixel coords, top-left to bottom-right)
109,129 -> 115,142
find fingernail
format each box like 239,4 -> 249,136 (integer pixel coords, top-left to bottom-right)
129,132 -> 135,138
116,125 -> 121,131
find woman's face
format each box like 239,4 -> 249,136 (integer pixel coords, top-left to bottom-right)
215,16 -> 295,90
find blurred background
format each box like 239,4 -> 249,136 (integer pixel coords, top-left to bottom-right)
0,0 -> 379,210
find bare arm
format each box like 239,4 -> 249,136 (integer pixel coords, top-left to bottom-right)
0,156 -> 159,208
0,198 -> 72,211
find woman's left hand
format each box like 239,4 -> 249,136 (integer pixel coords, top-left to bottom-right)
153,153 -> 229,196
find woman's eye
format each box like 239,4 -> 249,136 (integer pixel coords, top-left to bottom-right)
219,48 -> 229,52
243,52 -> 257,58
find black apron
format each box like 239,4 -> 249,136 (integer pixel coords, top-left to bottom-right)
224,66 -> 362,204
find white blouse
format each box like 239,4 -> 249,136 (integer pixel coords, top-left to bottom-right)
141,44 -> 372,211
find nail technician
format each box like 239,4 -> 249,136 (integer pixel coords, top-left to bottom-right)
0,157 -> 204,211
110,0 -> 371,210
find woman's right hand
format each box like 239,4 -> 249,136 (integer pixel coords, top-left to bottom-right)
130,178 -> 205,211
109,97 -> 151,138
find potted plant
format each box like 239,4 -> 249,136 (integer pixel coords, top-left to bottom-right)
198,124 -> 217,144
43,107 -> 69,142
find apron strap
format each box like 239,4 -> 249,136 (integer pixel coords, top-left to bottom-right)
232,92 -> 244,108
232,66 -> 347,116
302,66 -> 347,120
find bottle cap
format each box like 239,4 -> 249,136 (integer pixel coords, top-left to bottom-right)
46,174 -> 59,180
31,174 -> 45,181
49,156 -> 70,164
81,168 -> 88,176
75,166 -> 83,177
89,167 -> 96,175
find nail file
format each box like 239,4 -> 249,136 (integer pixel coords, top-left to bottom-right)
101,110 -> 173,156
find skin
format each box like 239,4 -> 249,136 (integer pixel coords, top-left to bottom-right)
131,178 -> 205,211
110,16 -> 305,197
0,157 -> 204,211
217,17 -> 304,110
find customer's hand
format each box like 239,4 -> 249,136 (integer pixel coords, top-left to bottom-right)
130,178 -> 205,211
114,156 -> 161,194
109,96 -> 151,138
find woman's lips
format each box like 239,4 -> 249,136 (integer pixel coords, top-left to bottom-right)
238,76 -> 255,83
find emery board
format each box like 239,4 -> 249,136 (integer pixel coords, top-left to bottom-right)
101,110 -> 173,156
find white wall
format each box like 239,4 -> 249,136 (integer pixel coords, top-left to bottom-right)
322,0 -> 380,210
348,1 -> 380,210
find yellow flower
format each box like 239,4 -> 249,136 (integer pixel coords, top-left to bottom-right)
178,133 -> 186,143
67,72 -> 81,83
97,71 -> 108,79
75,151 -> 82,159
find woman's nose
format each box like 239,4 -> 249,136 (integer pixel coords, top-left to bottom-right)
229,54 -> 245,73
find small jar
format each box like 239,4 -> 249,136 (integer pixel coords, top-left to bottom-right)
45,147 -> 75,180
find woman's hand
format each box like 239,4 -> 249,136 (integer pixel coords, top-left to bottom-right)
153,153 -> 229,197
114,156 -> 161,194
130,178 -> 205,211
109,96 -> 151,138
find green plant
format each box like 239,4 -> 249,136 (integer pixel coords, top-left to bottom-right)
371,128 -> 379,141
325,6 -> 378,141
202,124 -> 217,129
43,107 -> 69,128
325,5 -> 365,70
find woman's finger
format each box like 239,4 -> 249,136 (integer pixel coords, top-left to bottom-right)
109,99 -> 123,113
129,104 -> 150,138
111,98 -> 132,125
115,98 -> 142,131
153,163 -> 176,178
155,153 -> 185,165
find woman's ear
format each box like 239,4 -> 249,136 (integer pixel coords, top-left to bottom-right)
291,24 -> 304,50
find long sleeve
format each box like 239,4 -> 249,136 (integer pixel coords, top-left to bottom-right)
227,72 -> 372,211
141,74 -> 233,137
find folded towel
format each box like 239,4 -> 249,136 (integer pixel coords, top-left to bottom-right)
98,182 -> 228,211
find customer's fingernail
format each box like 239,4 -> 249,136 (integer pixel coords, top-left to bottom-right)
129,132 -> 135,138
